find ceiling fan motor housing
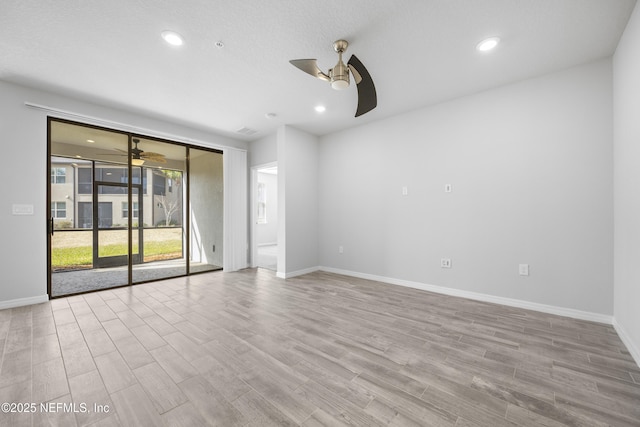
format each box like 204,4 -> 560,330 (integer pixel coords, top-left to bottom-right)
330,39 -> 350,90
330,62 -> 350,89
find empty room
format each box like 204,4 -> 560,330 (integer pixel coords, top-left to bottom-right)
1,0 -> 639,426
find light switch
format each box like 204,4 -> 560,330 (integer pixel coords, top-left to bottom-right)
402,186 -> 408,196
12,204 -> 34,215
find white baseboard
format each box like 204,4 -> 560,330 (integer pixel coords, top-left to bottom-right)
277,266 -> 320,279
0,294 -> 49,310
612,318 -> 640,369
318,266 -> 613,325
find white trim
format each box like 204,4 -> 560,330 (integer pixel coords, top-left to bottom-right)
25,101 -> 246,153
613,318 -> 640,369
257,242 -> 278,247
250,167 -> 257,268
278,266 -> 320,279
250,162 -> 278,270
0,295 -> 49,310
318,266 -> 614,325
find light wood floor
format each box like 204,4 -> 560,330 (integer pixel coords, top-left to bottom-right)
1,269 -> 639,426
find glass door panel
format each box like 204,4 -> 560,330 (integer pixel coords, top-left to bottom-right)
132,138 -> 187,283
49,157 -> 94,297
49,120 -> 131,296
189,148 -> 223,273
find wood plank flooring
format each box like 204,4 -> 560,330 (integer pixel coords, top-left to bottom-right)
0,269 -> 639,426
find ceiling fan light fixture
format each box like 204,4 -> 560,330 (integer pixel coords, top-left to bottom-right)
476,37 -> 500,52
161,30 -> 184,46
331,78 -> 349,90
132,158 -> 145,166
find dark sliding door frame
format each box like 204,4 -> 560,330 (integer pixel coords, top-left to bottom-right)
46,117 -> 223,299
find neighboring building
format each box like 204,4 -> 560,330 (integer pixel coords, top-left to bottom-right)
50,157 -> 183,229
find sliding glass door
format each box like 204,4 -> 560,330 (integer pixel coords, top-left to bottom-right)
48,118 -> 223,298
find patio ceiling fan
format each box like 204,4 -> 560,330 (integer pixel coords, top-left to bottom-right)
107,138 -> 167,164
290,39 -> 377,117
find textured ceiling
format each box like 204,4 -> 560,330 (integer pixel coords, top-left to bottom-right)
0,0 -> 636,141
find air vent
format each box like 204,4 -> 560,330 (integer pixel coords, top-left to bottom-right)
236,126 -> 257,136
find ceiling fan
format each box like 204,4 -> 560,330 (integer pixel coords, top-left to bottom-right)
290,40 -> 377,117
108,138 -> 167,165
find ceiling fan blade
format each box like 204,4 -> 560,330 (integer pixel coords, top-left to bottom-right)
290,59 -> 330,82
140,151 -> 163,157
145,157 -> 167,164
348,64 -> 362,84
141,152 -> 167,163
347,55 -> 377,117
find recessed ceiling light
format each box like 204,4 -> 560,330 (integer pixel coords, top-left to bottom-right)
215,41 -> 224,49
315,105 -> 326,113
265,112 -> 277,119
161,30 -> 184,46
476,37 -> 500,52
86,139 -> 95,143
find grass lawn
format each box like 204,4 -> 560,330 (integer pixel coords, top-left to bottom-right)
52,240 -> 183,269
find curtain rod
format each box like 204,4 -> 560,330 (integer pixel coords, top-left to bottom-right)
24,101 -> 246,153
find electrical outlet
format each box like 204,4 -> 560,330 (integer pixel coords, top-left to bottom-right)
402,186 -> 408,196
339,246 -> 344,254
440,258 -> 452,268
519,264 -> 529,276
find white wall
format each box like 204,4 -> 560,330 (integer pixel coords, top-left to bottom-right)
277,125 -> 319,277
613,2 -> 640,364
319,59 -> 614,316
256,171 -> 278,245
0,79 -> 247,308
249,132 -> 277,167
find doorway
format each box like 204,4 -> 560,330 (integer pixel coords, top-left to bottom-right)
252,163 -> 278,271
48,118 -> 223,297
93,172 -> 143,269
